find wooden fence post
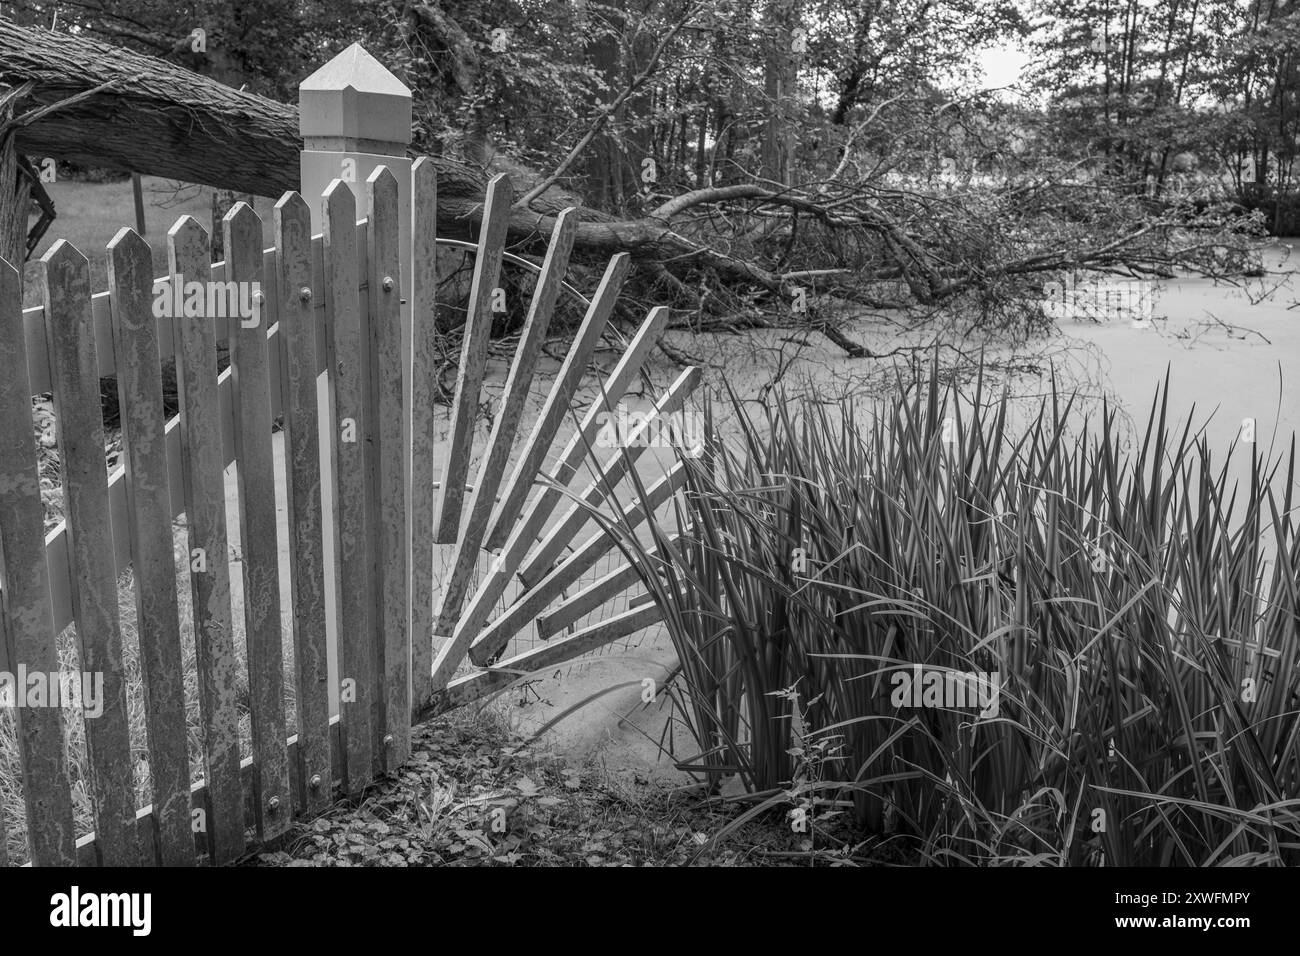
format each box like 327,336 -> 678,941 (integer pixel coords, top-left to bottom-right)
298,44 -> 413,724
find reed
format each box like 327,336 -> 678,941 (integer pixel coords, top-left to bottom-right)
592,363 -> 1300,865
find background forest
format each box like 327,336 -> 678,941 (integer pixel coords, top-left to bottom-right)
4,0 -> 1297,353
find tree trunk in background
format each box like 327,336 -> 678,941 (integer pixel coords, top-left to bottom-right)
761,0 -> 800,185
720,0 -> 755,186
623,24 -> 656,208
404,2 -> 489,166
210,189 -> 256,259
580,24 -> 623,209
580,1 -> 659,213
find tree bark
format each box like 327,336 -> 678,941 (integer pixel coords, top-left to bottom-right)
0,82 -> 34,273
0,146 -> 32,269
0,21 -> 300,198
761,0 -> 800,185
579,17 -> 625,209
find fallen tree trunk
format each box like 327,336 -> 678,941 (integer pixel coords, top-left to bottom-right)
0,81 -> 34,267
0,22 -> 301,200
4,20 -> 1243,342
0,20 -> 703,263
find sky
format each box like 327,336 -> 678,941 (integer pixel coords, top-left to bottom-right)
979,42 -> 1032,93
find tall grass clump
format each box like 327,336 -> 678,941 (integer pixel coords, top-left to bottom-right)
597,365 -> 1300,865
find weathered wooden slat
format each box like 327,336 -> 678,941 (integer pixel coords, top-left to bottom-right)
436,302 -> 667,685
2,254 -> 76,866
167,218 -> 246,864
471,456 -> 689,663
367,167 -> 410,771
105,229 -> 194,867
433,208 -> 578,636
358,208 -> 383,779
482,254 -> 632,553
274,192 -> 332,813
520,366 -> 701,587
34,243 -> 136,867
426,257 -> 629,688
308,233 -> 340,729
431,172 -> 513,544
409,158 -> 438,714
426,602 -> 665,715
225,204 -> 291,839
536,537 -> 680,639
323,181 -> 374,794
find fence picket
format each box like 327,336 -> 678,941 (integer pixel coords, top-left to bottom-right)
323,181 -> 375,794
409,158 -> 438,713
2,255 -> 77,866
32,242 -> 138,867
432,173 -> 513,544
167,217 -> 246,863
275,192 -> 332,812
104,229 -> 194,866
367,168 -> 410,770
225,204 -> 291,839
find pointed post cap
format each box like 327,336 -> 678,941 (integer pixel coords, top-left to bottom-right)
299,43 -> 412,150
